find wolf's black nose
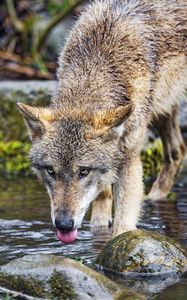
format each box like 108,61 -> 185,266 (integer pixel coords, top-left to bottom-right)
55,217 -> 74,232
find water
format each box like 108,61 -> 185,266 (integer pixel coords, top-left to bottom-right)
0,178 -> 111,267
0,166 -> 187,299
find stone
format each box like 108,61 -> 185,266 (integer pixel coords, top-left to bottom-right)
154,277 -> 187,300
97,230 -> 187,275
0,254 -> 144,300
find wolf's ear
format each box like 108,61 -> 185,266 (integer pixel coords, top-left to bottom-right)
92,103 -> 134,136
17,102 -> 50,141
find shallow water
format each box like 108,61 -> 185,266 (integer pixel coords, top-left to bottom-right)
0,165 -> 187,299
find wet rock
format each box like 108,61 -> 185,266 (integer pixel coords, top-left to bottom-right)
0,81 -> 56,141
0,254 -> 144,300
106,270 -> 184,296
154,276 -> 187,300
97,230 -> 187,275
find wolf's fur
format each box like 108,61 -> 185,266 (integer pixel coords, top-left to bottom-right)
18,0 -> 187,237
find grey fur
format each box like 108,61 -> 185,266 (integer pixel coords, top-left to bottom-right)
18,0 -> 187,237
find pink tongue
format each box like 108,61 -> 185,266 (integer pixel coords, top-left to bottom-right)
57,228 -> 77,244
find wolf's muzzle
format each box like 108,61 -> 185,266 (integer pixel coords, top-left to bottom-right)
55,216 -> 74,232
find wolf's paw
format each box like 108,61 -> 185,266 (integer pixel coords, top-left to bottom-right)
90,216 -> 112,228
146,187 -> 168,201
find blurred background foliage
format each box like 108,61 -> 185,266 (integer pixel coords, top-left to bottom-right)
0,0 -> 85,176
0,0 -> 85,80
0,141 -> 30,177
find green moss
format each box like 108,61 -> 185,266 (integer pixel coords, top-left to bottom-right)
70,256 -> 86,264
48,271 -> 76,300
47,0 -> 75,16
167,191 -> 177,201
0,273 -> 44,298
141,139 -> 163,182
0,141 -> 31,177
0,294 -> 14,300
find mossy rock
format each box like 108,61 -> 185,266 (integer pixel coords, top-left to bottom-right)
0,254 -> 144,300
97,230 -> 187,275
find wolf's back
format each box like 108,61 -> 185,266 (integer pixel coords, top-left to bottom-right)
55,0 -> 187,112
90,0 -> 187,52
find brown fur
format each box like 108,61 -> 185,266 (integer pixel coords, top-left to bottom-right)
18,0 -> 187,237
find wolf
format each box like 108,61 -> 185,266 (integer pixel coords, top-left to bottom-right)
18,0 -> 187,243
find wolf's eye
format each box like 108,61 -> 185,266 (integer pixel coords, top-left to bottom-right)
79,167 -> 90,178
46,167 -> 55,178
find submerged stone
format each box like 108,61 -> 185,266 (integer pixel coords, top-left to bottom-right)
0,254 -> 144,300
97,230 -> 187,275
154,276 -> 187,300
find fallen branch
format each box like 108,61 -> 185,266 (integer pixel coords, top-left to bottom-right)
1,62 -> 53,79
6,0 -> 28,54
6,0 -> 25,33
0,50 -> 30,64
0,51 -> 56,70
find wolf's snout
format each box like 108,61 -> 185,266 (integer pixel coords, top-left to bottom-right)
55,214 -> 77,244
55,217 -> 74,232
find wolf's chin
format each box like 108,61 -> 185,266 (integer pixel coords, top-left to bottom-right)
57,228 -> 78,244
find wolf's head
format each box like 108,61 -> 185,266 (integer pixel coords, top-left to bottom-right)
17,102 -> 133,243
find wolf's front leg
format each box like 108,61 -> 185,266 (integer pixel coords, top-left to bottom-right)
90,186 -> 113,227
112,154 -> 143,237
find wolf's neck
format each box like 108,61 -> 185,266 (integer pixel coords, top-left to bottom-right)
55,55 -> 130,110
52,0 -> 151,110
